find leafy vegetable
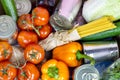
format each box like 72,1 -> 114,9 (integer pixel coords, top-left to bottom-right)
82,0 -> 120,22
101,58 -> 120,80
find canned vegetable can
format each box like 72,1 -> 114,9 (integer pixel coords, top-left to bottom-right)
83,41 -> 119,63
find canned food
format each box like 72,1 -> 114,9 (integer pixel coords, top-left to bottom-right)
50,0 -> 82,31
14,0 -> 32,16
74,64 -> 100,80
83,41 -> 119,63
0,15 -> 18,44
94,60 -> 113,77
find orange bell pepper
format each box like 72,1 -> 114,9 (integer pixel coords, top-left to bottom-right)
41,59 -> 69,80
53,42 -> 95,67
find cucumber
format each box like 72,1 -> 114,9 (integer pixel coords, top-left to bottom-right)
0,0 -> 18,21
81,21 -> 120,41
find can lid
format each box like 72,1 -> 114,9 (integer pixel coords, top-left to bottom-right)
74,64 -> 100,80
15,0 -> 32,16
50,13 -> 73,31
0,15 -> 17,39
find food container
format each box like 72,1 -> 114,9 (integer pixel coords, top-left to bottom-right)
50,0 -> 82,31
0,15 -> 18,44
14,0 -> 32,16
73,64 -> 100,80
83,41 -> 119,63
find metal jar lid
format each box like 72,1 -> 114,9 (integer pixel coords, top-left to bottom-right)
0,15 -> 17,39
74,64 -> 100,80
14,0 -> 32,16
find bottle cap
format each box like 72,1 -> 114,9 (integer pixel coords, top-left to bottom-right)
0,15 -> 17,39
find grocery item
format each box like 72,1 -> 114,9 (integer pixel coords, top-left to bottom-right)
0,61 -> 17,80
0,42 -> 13,62
39,16 -> 116,51
83,41 -> 119,63
17,14 -> 33,30
0,15 -> 18,44
17,62 -> 40,80
82,21 -> 120,40
95,60 -> 113,77
41,59 -> 69,80
53,42 -> 95,67
0,0 -> 18,21
17,31 -> 38,48
24,44 -> 45,64
50,0 -> 82,31
82,0 -> 120,22
101,58 -> 120,80
14,0 -> 32,16
73,64 -> 100,80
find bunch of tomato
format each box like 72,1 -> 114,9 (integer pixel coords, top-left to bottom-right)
0,7 -> 53,80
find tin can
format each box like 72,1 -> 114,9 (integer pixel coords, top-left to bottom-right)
0,15 -> 18,44
73,64 -> 100,80
83,41 -> 119,63
50,0 -> 82,31
94,60 -> 113,77
14,0 -> 32,16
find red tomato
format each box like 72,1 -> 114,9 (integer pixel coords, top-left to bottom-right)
24,44 -> 45,64
18,62 -> 40,80
0,42 -> 13,61
0,61 -> 17,80
17,14 -> 33,30
37,24 -> 52,39
32,7 -> 49,26
17,31 -> 38,48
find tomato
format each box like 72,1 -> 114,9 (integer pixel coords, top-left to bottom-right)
37,24 -> 52,39
24,44 -> 45,64
32,7 -> 49,26
0,42 -> 13,61
0,61 -> 17,80
17,14 -> 33,30
18,62 -> 40,80
17,31 -> 38,48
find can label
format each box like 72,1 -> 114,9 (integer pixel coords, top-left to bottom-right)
83,41 -> 119,63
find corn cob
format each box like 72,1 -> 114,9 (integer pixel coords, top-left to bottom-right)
69,16 -> 116,38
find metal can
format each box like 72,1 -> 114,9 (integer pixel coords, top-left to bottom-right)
50,0 -> 82,31
0,15 -> 18,44
83,41 -> 119,63
73,64 -> 100,80
94,60 -> 113,77
14,0 -> 32,16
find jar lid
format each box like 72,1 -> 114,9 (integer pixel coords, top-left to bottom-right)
0,15 -> 17,39
15,0 -> 32,16
74,64 -> 100,80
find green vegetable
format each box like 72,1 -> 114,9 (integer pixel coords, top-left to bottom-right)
81,21 -> 120,41
0,0 -> 18,21
82,0 -> 120,22
101,58 -> 120,80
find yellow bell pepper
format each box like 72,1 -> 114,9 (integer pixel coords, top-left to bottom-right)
41,59 -> 69,80
53,42 -> 95,67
